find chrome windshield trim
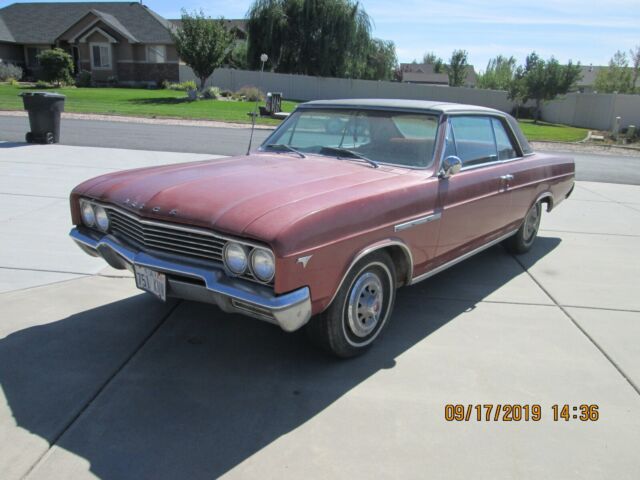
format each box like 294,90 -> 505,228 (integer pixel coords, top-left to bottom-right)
394,212 -> 441,232
410,229 -> 518,285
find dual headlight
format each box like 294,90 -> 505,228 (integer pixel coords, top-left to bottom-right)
79,199 -> 110,232
223,242 -> 275,283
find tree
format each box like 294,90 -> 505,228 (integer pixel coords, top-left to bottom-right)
246,0 -> 394,80
172,9 -> 233,90
594,51 -> 634,94
447,49 -> 469,87
422,52 -> 444,73
477,55 -> 517,90
520,52 -> 582,123
228,41 -> 249,70
507,66 -> 526,118
36,48 -> 73,85
631,45 -> 640,93
358,39 -> 398,81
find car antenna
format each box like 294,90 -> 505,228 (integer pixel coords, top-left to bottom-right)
247,53 -> 269,155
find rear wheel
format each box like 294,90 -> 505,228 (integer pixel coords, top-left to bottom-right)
306,251 -> 396,358
504,201 -> 542,254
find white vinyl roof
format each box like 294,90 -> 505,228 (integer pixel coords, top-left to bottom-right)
302,98 -> 503,115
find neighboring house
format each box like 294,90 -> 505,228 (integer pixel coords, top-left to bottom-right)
576,65 -> 605,93
0,1 -> 247,85
400,62 -> 477,87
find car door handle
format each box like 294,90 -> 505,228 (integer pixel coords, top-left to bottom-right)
500,174 -> 514,181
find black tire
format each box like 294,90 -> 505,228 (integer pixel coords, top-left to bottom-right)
25,132 -> 33,143
45,132 -> 55,144
306,251 -> 396,358
504,201 -> 542,254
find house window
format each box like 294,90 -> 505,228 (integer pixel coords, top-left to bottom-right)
27,47 -> 45,66
91,43 -> 111,69
146,45 -> 166,63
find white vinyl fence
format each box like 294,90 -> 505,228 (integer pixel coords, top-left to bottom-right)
180,66 -> 640,131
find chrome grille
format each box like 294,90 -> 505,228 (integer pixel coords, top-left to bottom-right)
105,208 -> 258,282
108,209 -> 225,261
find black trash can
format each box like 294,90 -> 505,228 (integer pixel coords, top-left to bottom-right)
20,91 -> 65,144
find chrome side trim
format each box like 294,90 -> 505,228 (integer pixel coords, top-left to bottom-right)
394,212 -> 441,232
69,227 -> 311,332
409,229 -> 518,285
325,239 -> 414,309
534,192 -> 554,212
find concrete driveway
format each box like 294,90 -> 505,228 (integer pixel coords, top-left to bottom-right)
0,143 -> 639,479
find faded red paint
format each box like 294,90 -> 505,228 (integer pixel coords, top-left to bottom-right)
70,118 -> 574,316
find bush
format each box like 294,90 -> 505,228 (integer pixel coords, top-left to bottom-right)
235,85 -> 265,102
202,86 -> 221,99
219,89 -> 233,98
37,48 -> 74,85
167,80 -> 197,91
75,70 -> 92,87
0,62 -> 23,82
34,80 -> 53,88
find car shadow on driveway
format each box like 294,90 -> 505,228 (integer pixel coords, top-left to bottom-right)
0,141 -> 32,148
0,238 -> 560,479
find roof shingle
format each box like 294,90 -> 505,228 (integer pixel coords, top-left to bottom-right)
0,2 -> 172,44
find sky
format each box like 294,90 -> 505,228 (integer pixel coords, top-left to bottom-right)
1,0 -> 638,71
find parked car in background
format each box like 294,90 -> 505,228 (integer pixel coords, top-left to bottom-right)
69,99 -> 575,357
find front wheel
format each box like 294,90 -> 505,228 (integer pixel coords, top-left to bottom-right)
504,201 -> 542,254
306,251 -> 396,358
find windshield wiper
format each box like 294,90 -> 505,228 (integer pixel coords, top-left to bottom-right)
263,144 -> 306,158
319,146 -> 379,168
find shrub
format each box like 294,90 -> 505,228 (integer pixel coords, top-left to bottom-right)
37,48 -> 74,85
75,70 -> 92,87
159,79 -> 171,89
0,62 -> 23,81
235,85 -> 264,102
219,89 -> 233,98
167,80 -> 197,91
202,86 -> 221,99
34,80 -> 52,88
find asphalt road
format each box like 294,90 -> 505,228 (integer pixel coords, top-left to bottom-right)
1,114 -> 638,184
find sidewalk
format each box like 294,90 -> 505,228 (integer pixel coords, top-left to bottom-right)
0,144 -> 638,480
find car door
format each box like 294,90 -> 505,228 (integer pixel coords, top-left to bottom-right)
434,115 -> 515,263
492,118 -> 546,229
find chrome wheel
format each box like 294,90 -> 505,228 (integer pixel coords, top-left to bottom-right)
523,203 -> 541,242
347,272 -> 384,338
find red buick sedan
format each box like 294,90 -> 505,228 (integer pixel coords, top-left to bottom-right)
69,99 -> 574,357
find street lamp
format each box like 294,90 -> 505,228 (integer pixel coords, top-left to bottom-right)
247,53 -> 269,155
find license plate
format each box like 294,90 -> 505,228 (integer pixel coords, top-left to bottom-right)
134,265 -> 166,302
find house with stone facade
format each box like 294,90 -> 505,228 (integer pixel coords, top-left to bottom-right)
0,2 -> 246,85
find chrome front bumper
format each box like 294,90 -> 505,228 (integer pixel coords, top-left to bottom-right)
70,227 -> 312,332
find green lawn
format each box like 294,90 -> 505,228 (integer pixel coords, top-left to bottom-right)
0,84 -> 589,141
0,84 -> 298,125
517,119 -> 589,142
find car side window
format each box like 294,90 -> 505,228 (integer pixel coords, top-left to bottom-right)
449,116 -> 497,167
492,118 -> 518,160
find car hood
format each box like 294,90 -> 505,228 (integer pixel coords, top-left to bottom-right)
74,153 -> 423,253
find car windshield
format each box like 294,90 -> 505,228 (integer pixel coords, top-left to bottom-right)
261,108 -> 440,168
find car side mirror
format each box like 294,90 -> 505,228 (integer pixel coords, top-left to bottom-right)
439,156 -> 462,179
